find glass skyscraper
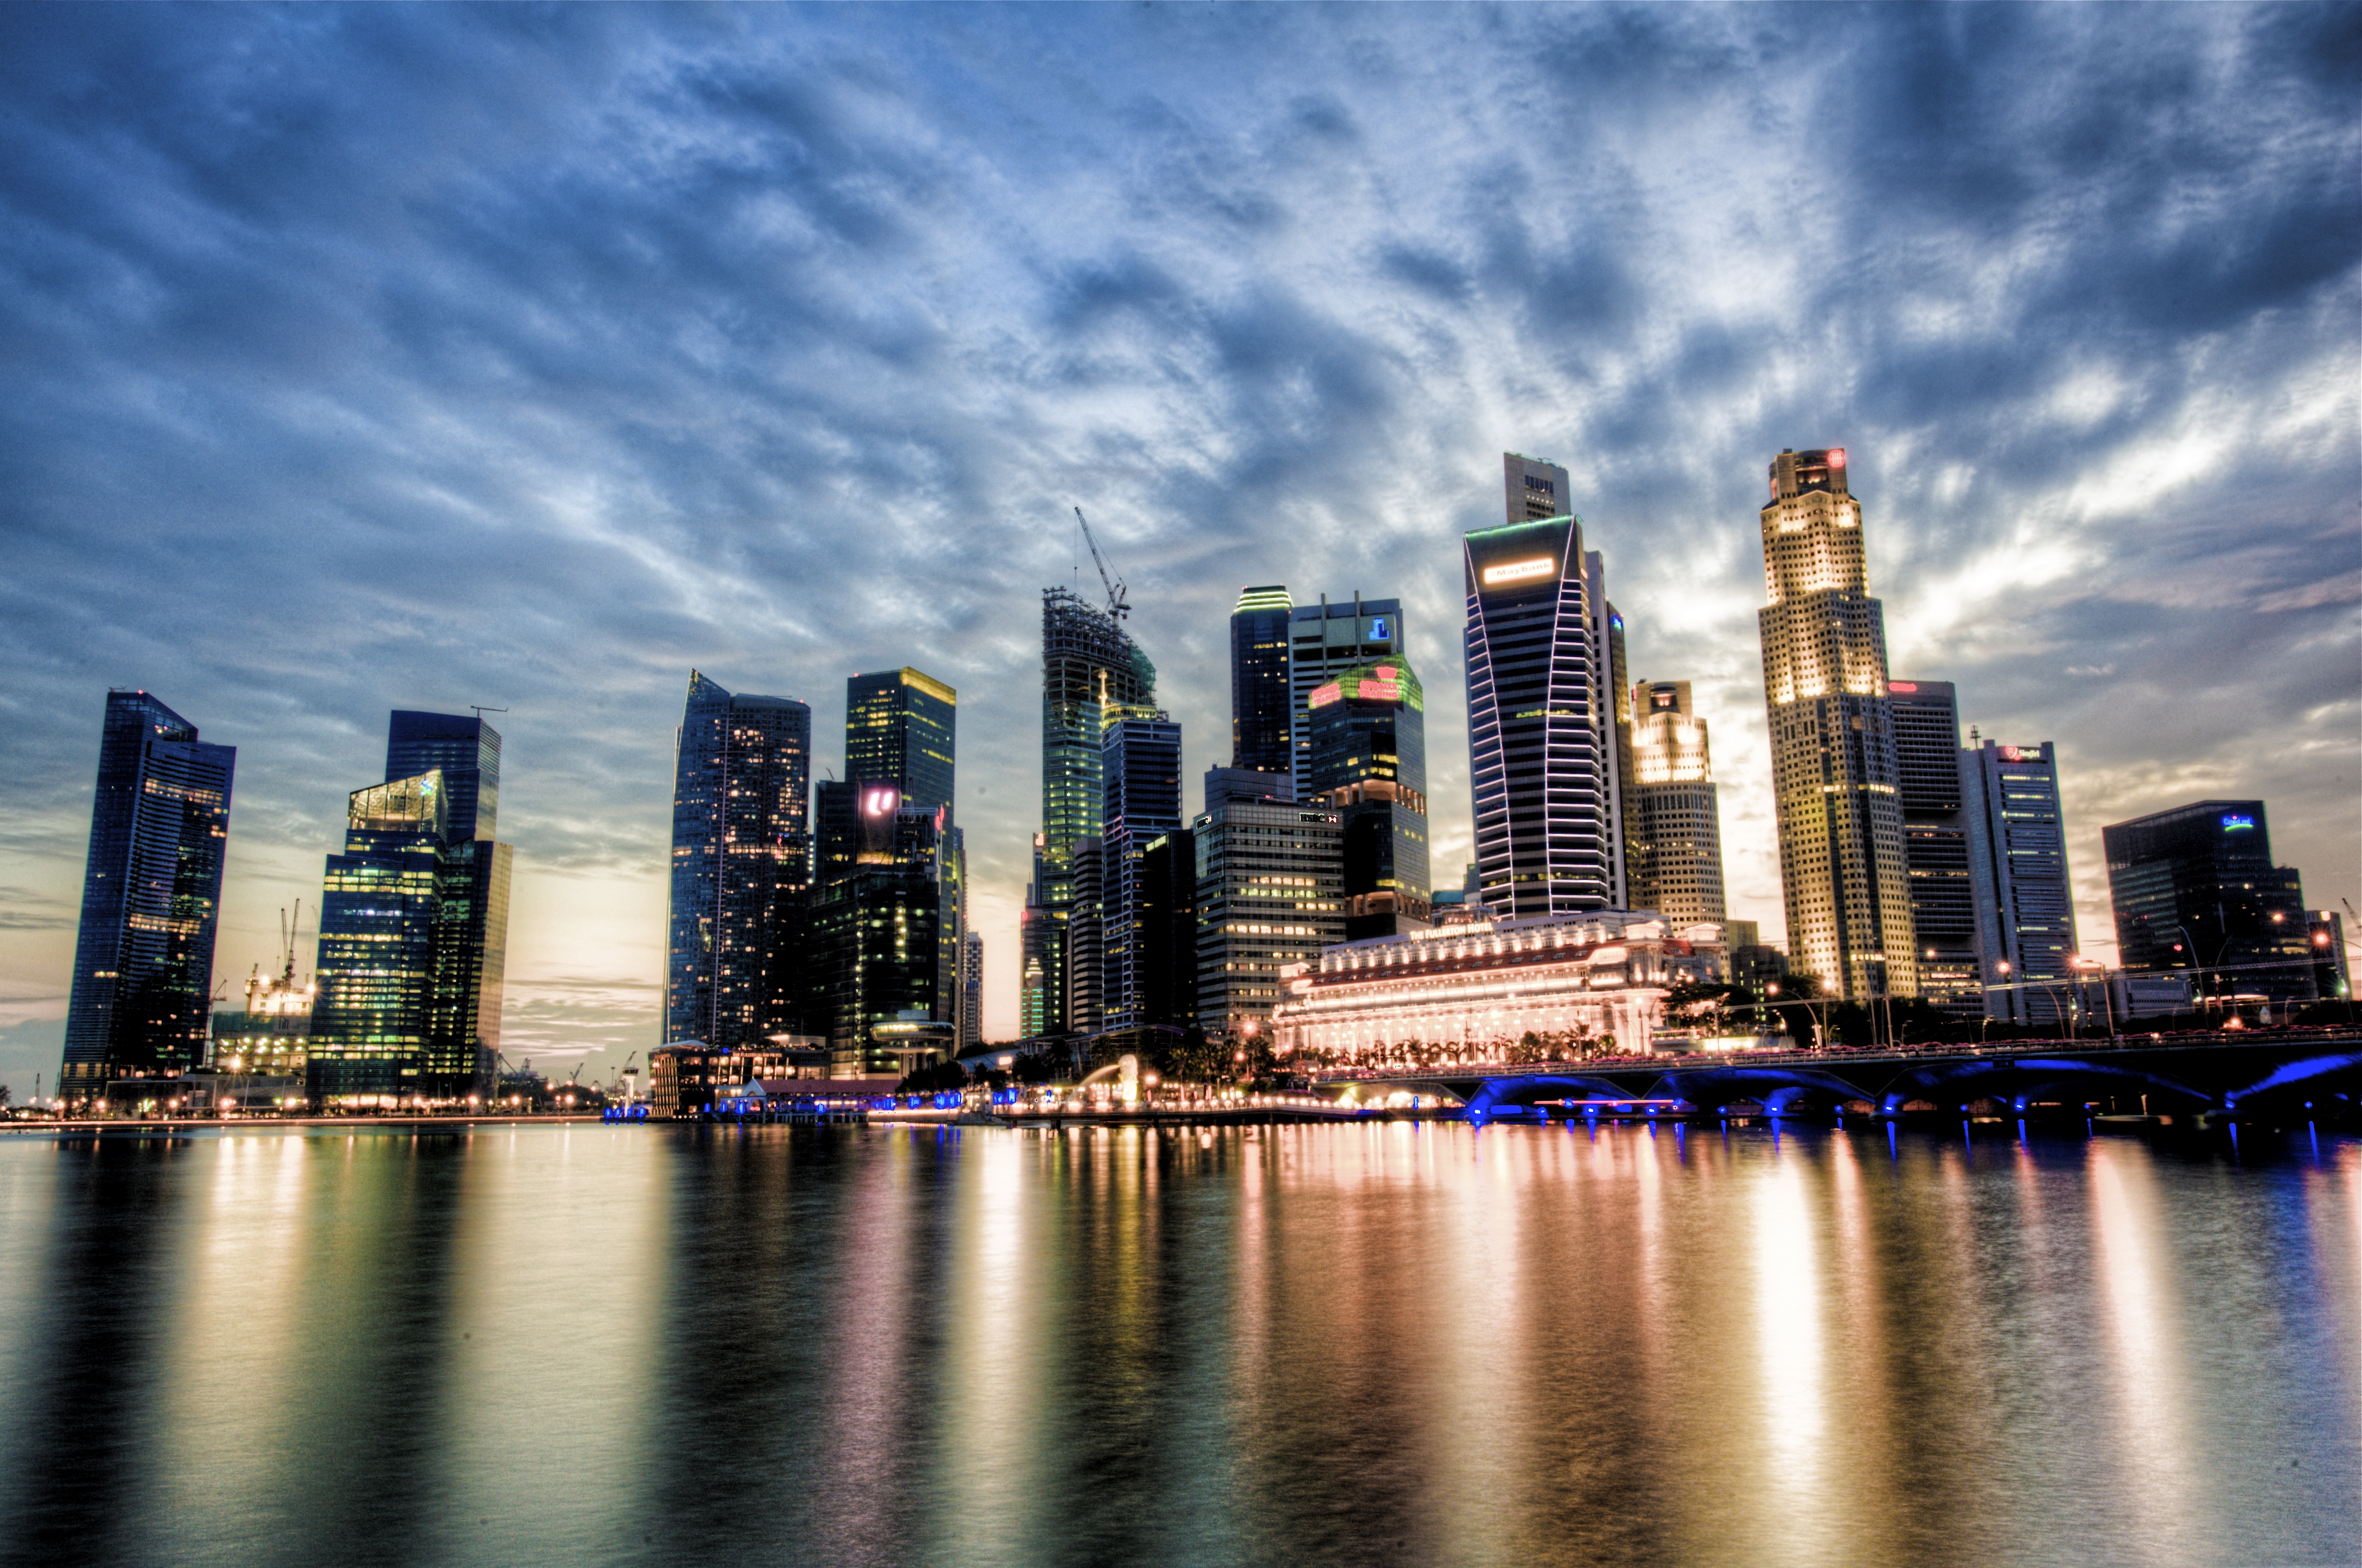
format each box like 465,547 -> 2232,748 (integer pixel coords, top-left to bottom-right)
1288,594 -> 1404,795
1025,587 -> 1154,1036
846,667 -> 956,811
59,690 -> 235,1102
1230,585 -> 1295,776
665,671 -> 812,1048
1305,659 -> 1430,938
1889,681 -> 1981,1015
2103,798 -> 2314,1008
1757,447 -> 1917,1002
1965,739 -> 2079,1024
311,712 -> 512,1102
1101,708 -> 1184,1029
1622,680 -> 1728,932
1463,459 -> 1626,919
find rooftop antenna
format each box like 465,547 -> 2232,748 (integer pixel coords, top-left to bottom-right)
470,705 -> 508,720
1072,506 -> 1130,621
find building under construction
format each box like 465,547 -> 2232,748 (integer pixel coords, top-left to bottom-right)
1025,583 -> 1156,1037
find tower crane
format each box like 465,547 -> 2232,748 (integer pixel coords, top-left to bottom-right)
1073,507 -> 1130,622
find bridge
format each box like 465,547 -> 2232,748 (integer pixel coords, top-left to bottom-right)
1310,1027 -> 2362,1123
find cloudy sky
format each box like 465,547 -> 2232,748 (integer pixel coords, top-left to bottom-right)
2,3 -> 2355,1096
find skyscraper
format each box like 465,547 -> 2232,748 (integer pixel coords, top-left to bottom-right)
59,690 -> 235,1102
1756,447 -> 1918,1002
1194,795 -> 1342,1039
1463,479 -> 1624,919
311,744 -> 514,1104
1964,739 -> 2078,1024
1101,708 -> 1184,1029
846,667 -> 956,811
1289,594 -> 1404,793
664,672 -> 812,1047
812,797 -> 961,1074
1230,586 -> 1294,776
1025,588 -> 1154,1036
959,931 -> 984,1051
1622,680 -> 1728,931
1889,681 -> 1981,1015
2103,799 -> 2314,1007
1305,659 -> 1430,939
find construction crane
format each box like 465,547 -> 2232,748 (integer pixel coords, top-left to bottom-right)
1073,506 -> 1130,622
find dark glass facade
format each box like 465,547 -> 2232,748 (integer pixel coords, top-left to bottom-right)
386,710 -> 500,841
1229,586 -> 1294,775
1102,711 -> 1185,1028
60,690 -> 235,1099
1289,594 -> 1404,795
846,667 -> 956,811
1889,681 -> 1981,1015
813,801 -> 959,1074
665,671 -> 812,1047
2104,799 -> 2314,1005
1136,829 -> 1198,1030
1306,660 -> 1430,939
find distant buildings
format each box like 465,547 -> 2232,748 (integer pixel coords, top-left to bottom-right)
1964,739 -> 2079,1025
1464,454 -> 1627,918
1305,658 -> 1431,938
1289,593 -> 1404,794
1622,680 -> 1728,931
960,931 -> 984,1052
1229,585 -> 1296,778
59,690 -> 235,1103
1757,447 -> 1916,1003
311,711 -> 513,1103
1889,681 -> 1981,1016
1100,708 -> 1184,1029
664,673 -> 812,1048
2104,800 -> 2315,1006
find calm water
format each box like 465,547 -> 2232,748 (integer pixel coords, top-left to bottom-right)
0,1120 -> 2356,1568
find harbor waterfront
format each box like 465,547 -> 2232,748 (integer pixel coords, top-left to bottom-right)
0,1120 -> 2355,1568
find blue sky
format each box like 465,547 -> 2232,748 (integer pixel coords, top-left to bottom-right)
2,3 -> 2355,1094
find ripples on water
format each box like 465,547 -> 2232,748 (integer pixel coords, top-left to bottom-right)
0,1121 -> 2355,1568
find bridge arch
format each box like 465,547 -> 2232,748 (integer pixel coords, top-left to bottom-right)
1874,1057 -> 2214,1117
2221,1049 -> 2362,1115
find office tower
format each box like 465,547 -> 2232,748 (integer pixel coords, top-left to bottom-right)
2103,800 -> 2315,1007
1065,836 -> 1106,1036
846,667 -> 956,811
1504,451 -> 1568,523
1231,586 -> 1295,775
1888,681 -> 1980,1015
1306,659 -> 1431,939
812,799 -> 960,1074
386,710 -> 511,1091
960,931 -> 984,1050
1756,446 -> 1918,1003
59,690 -> 235,1101
1622,680 -> 1729,931
1194,797 -> 1343,1040
664,672 -> 812,1047
1137,828 -> 1198,1030
1463,489 -> 1624,920
1289,594 -> 1404,793
1203,767 -> 1293,812
1102,709 -> 1185,1029
386,710 -> 499,841
1963,740 -> 2079,1025
2307,911 -> 2351,1003
1027,588 -> 1155,1036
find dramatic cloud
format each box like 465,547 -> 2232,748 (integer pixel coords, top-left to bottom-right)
1,3 -> 2355,1094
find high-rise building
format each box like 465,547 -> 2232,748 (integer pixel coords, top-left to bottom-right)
1194,795 -> 1342,1039
2103,800 -> 2315,1007
1289,594 -> 1404,793
812,797 -> 960,1074
1101,709 -> 1184,1029
664,672 -> 812,1047
1756,447 -> 1918,1002
1136,828 -> 1198,1031
959,931 -> 984,1051
311,720 -> 515,1105
1230,586 -> 1295,777
1622,680 -> 1728,932
59,690 -> 235,1101
1888,681 -> 1980,1015
1305,659 -> 1431,939
1463,482 -> 1624,919
1025,588 -> 1154,1036
846,667 -> 956,811
1964,740 -> 2079,1025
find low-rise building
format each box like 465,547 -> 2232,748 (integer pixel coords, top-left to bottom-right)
1270,910 -> 1723,1060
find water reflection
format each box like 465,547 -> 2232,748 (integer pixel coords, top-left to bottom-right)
0,1121 -> 2353,1568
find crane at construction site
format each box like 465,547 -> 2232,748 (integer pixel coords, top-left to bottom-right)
1073,506 -> 1129,622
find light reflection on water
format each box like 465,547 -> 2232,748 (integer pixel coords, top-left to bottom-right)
0,1121 -> 2356,1568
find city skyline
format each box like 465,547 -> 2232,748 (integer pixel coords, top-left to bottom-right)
2,6 -> 2356,1095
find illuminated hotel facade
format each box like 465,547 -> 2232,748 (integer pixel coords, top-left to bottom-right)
1622,680 -> 1727,930
1269,910 -> 1722,1059
1756,447 -> 1917,1003
1463,453 -> 1628,919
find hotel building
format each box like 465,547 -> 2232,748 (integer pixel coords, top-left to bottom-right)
1622,680 -> 1728,931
